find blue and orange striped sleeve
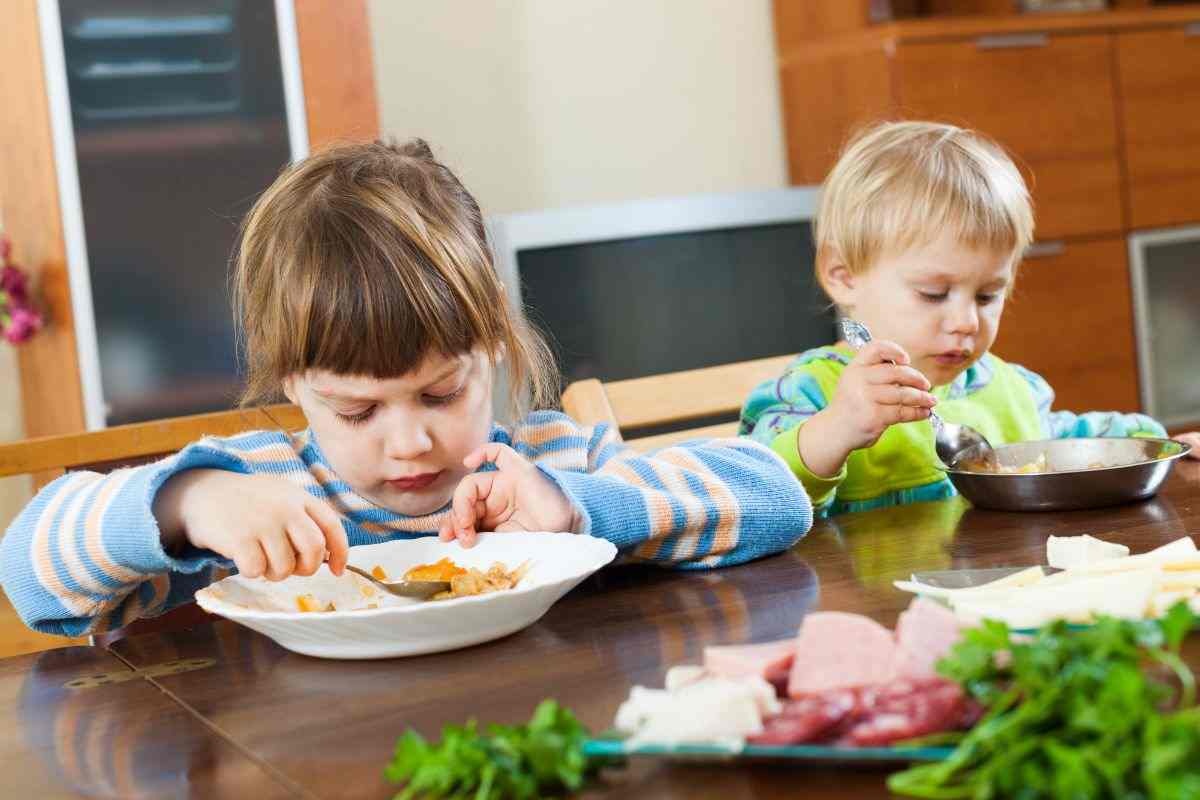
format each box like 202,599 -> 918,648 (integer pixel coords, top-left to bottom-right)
510,411 -> 813,568
0,433 -> 296,637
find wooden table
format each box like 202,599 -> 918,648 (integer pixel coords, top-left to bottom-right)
6,459 -> 1200,799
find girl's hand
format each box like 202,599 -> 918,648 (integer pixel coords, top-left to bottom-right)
1174,431 -> 1200,459
439,443 -> 579,548
799,340 -> 937,478
154,469 -> 349,580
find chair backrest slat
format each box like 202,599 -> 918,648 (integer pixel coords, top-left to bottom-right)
561,354 -> 795,449
0,404 -> 306,479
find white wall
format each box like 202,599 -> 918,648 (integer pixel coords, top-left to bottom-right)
366,0 -> 788,216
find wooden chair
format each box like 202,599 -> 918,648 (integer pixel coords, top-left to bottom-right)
0,403 -> 307,652
561,354 -> 796,450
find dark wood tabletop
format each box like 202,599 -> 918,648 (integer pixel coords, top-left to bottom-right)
6,458 -> 1200,799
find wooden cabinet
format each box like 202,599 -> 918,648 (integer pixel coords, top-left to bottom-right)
895,34 -> 1124,239
1117,26 -> 1200,230
992,238 -> 1140,413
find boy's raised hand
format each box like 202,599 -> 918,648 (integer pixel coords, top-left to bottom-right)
800,340 -> 938,478
154,469 -> 348,581
439,443 -> 579,548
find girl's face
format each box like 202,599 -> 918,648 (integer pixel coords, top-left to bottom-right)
285,349 -> 496,516
824,231 -> 1015,388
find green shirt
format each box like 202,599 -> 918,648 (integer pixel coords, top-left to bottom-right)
739,346 -> 1166,516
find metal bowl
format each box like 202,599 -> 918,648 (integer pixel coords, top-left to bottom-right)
944,437 -> 1190,512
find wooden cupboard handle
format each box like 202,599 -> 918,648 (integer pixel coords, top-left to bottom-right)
1024,241 -> 1065,259
976,33 -> 1050,50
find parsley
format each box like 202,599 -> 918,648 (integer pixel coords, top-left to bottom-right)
889,601 -> 1200,799
384,699 -> 612,799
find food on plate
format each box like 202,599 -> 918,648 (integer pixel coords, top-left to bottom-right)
429,559 -> 532,601
958,452 -> 1111,474
386,700 -> 610,800
293,558 -> 531,611
401,557 -> 466,582
612,597 -> 978,751
296,593 -> 334,613
894,534 -> 1200,628
888,603 -> 1200,798
1046,533 -> 1129,569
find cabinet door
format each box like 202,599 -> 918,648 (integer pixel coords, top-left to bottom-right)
1117,26 -> 1200,230
991,237 -> 1141,414
894,34 -> 1123,240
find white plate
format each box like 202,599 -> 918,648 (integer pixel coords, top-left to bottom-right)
194,532 -> 617,659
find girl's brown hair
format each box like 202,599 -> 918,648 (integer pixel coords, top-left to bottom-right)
232,139 -> 559,417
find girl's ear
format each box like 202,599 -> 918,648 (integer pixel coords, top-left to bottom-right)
282,375 -> 299,405
493,341 -> 507,365
817,249 -> 857,309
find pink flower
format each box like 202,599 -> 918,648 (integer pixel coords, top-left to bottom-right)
2,306 -> 43,344
1,264 -> 29,305
0,236 -> 10,263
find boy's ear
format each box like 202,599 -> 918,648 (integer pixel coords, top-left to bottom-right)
818,250 -> 857,308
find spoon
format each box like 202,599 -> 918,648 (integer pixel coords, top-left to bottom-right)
344,564 -> 450,599
838,318 -> 998,471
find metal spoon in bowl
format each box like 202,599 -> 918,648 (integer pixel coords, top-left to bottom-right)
344,564 -> 450,600
838,318 -> 998,471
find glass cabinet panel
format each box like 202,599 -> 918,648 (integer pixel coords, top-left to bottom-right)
58,0 -> 295,424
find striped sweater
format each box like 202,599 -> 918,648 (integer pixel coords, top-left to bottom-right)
0,410 -> 812,636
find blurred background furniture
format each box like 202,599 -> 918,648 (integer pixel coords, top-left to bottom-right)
774,0 -> 1200,429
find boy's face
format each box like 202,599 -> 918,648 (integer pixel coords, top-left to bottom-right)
823,231 -> 1015,387
285,349 -> 495,517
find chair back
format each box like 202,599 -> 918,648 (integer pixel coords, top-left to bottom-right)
560,354 -> 795,450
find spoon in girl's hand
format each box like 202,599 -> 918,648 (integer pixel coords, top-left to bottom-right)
343,564 -> 449,599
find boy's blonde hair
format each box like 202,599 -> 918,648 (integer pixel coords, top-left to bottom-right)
232,139 -> 558,416
815,121 -> 1034,287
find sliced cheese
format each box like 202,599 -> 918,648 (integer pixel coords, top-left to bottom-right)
1068,538 -> 1200,576
1046,534 -> 1129,570
949,569 -> 1160,627
894,566 -> 1045,600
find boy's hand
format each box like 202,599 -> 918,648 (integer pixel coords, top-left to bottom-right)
154,470 -> 349,580
1174,431 -> 1200,459
799,340 -> 937,477
439,443 -> 579,548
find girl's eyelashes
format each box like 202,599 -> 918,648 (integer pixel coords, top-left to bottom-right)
336,406 -> 376,425
976,293 -> 999,305
423,386 -> 464,407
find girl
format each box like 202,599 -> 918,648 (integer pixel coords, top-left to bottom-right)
1,140 -> 812,637
739,121 -> 1200,517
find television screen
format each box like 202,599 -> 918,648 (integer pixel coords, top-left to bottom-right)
517,220 -> 834,386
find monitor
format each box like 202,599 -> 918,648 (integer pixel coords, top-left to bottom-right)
488,187 -> 834,404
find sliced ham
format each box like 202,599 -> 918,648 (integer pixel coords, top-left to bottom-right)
788,612 -> 897,697
890,597 -> 963,681
703,639 -> 796,693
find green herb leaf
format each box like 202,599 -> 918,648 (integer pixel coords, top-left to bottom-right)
384,700 -> 610,800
